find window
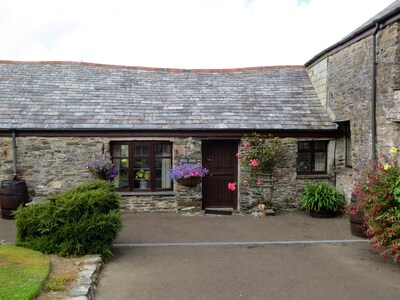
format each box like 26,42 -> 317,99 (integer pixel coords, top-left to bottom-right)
297,141 -> 328,175
110,141 -> 172,191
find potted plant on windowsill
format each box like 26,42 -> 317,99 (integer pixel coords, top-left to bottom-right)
169,163 -> 209,187
300,182 -> 345,218
136,169 -> 150,189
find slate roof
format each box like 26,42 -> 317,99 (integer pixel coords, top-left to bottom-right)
0,61 -> 335,131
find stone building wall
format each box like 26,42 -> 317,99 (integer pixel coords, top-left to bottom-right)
0,136 -> 203,212
238,138 -> 336,212
306,22 -> 400,201
306,58 -> 328,108
0,136 -> 102,198
0,135 -> 337,213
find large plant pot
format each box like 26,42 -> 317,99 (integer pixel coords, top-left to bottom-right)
349,193 -> 366,237
176,177 -> 202,187
0,180 -> 29,219
309,208 -> 337,218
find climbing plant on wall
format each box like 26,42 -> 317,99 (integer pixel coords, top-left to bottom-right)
229,133 -> 283,207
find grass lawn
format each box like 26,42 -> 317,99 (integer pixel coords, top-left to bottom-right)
0,245 -> 50,300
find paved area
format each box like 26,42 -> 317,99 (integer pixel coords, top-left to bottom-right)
2,211 -> 399,299
95,211 -> 400,300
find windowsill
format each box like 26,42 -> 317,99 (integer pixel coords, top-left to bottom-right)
296,174 -> 331,180
118,191 -> 175,196
333,167 -> 353,175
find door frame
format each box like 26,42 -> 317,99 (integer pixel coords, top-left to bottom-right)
201,139 -> 239,210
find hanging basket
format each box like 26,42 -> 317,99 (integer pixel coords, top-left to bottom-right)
176,177 -> 202,187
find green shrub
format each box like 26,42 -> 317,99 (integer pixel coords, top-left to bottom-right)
300,181 -> 345,212
15,180 -> 122,258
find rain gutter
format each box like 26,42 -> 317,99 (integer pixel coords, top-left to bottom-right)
371,21 -> 380,161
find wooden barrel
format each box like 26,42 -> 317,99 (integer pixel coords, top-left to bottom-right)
349,193 -> 366,238
0,180 -> 29,219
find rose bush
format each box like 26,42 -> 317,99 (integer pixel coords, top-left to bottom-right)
228,133 -> 283,205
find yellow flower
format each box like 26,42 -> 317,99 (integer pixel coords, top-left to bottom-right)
389,147 -> 398,155
384,163 -> 391,171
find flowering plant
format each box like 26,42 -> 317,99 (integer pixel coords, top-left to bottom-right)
357,146 -> 400,263
169,163 -> 209,180
228,133 -> 282,205
135,169 -> 150,180
87,153 -> 118,181
237,133 -> 283,175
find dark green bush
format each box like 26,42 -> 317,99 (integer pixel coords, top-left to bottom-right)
15,180 -> 122,258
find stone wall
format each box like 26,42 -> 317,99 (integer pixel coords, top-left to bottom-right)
0,135 -> 204,212
238,138 -> 335,212
1,135 -> 337,213
0,136 -> 102,198
307,58 -> 328,108
306,22 -> 400,201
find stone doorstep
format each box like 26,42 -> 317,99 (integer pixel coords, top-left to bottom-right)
204,208 -> 234,212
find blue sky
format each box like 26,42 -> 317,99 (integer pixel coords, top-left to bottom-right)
0,0 -> 395,68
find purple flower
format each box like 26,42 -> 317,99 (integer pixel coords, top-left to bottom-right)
169,164 -> 209,180
87,152 -> 118,181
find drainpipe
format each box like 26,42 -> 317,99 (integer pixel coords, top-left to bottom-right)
12,130 -> 18,180
371,21 -> 380,161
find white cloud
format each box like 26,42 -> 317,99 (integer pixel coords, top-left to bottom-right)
0,0 -> 395,68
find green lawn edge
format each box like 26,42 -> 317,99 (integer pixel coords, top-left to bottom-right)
0,245 -> 51,300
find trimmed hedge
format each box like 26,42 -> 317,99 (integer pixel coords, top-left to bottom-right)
15,180 -> 122,258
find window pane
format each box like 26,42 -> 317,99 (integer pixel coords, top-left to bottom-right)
135,146 -> 149,156
314,153 -> 326,172
297,153 -> 311,173
133,159 -> 151,189
113,158 -> 129,189
298,142 -> 310,150
113,145 -> 129,157
155,144 -> 172,157
155,158 -> 172,189
314,142 -> 326,150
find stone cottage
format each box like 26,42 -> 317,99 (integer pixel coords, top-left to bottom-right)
0,64 -> 336,212
0,1 -> 399,213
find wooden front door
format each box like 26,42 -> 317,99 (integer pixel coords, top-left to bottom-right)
202,140 -> 238,209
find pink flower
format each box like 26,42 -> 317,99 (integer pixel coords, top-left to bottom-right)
243,180 -> 248,185
257,179 -> 262,185
250,159 -> 259,167
236,152 -> 242,157
243,142 -> 250,148
228,183 -> 236,191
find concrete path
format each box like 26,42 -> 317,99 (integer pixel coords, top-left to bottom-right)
95,211 -> 400,300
